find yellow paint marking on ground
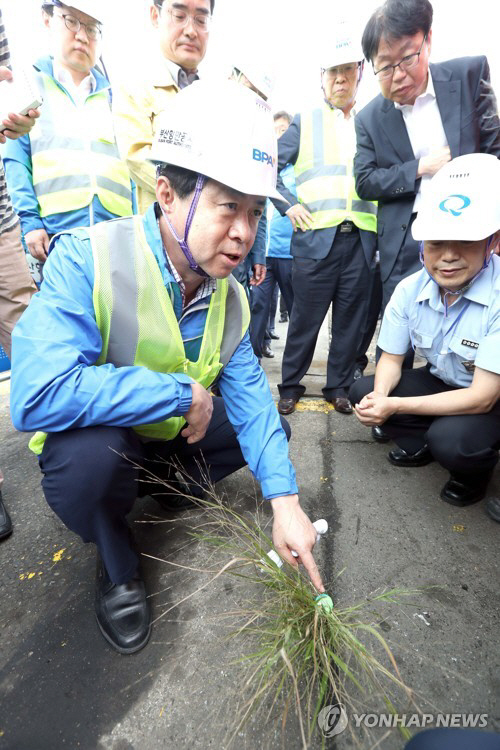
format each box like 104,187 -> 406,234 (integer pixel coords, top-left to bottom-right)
159,707 -> 165,718
294,399 -> 336,414
453,524 -> 466,533
19,572 -> 43,580
53,548 -> 66,562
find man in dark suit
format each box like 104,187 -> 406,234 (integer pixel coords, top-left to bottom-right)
354,0 -> 500,316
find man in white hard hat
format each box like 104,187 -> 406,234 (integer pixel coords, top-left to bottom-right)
274,23 -> 377,416
3,1 -> 133,280
351,153 -> 500,510
10,80 -> 325,654
113,0 -> 213,214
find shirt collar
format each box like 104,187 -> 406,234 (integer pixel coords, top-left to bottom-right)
163,57 -> 199,89
53,62 -> 96,94
415,259 -> 494,308
394,68 -> 435,111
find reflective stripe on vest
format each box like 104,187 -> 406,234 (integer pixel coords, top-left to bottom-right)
30,73 -> 132,218
28,217 -> 250,454
294,106 -> 377,232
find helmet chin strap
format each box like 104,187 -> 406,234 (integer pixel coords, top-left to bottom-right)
419,237 -> 494,316
159,174 -> 210,278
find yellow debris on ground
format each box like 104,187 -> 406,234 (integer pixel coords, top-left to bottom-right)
294,399 -> 336,414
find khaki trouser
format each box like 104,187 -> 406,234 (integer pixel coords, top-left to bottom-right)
0,222 -> 36,358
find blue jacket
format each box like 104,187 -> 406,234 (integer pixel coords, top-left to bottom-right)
267,164 -> 295,259
10,205 -> 297,500
2,56 -> 135,238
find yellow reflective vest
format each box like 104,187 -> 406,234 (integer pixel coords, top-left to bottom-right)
294,105 -> 377,232
30,73 -> 133,218
29,216 -> 250,454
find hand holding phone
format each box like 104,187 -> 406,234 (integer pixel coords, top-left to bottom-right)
0,67 -> 42,142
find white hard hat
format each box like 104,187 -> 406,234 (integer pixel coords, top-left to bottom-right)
43,0 -> 102,24
412,153 -> 500,241
150,79 -> 283,201
232,61 -> 274,101
321,21 -> 364,69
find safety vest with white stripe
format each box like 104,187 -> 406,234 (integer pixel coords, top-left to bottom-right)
30,73 -> 133,218
294,106 -> 377,232
28,216 -> 250,454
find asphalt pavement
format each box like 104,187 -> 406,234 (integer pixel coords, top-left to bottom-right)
0,316 -> 498,750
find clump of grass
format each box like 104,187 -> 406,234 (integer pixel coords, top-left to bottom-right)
136,460 -> 419,748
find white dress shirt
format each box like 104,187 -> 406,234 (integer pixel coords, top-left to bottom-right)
395,70 -> 449,213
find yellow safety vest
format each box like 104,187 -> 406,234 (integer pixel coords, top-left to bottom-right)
29,216 -> 250,454
30,73 -> 133,218
294,106 -> 377,232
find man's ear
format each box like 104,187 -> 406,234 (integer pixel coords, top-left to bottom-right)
156,175 -> 177,214
489,230 -> 500,255
42,9 -> 52,30
150,3 -> 160,29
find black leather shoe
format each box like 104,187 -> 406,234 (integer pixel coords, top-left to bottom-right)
388,445 -> 434,467
155,492 -> 202,512
372,426 -> 391,443
268,331 -> 279,340
440,472 -> 493,507
353,367 -> 363,381
95,557 -> 151,654
279,313 -> 288,323
278,396 -> 298,415
486,497 -> 500,523
262,344 -> 274,358
0,492 -> 12,540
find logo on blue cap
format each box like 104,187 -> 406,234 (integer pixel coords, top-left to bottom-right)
439,194 -> 471,217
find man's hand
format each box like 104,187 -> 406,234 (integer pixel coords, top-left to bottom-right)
270,494 -> 325,592
0,67 -> 40,143
417,147 -> 451,178
25,229 -> 50,261
354,391 -> 398,425
286,203 -> 314,232
249,263 -> 266,286
181,382 -> 213,444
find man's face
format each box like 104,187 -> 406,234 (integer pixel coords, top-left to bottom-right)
43,3 -> 100,75
373,31 -> 431,106
274,117 -> 290,138
151,0 -> 211,72
321,62 -> 359,111
159,178 -> 266,278
423,235 -> 498,291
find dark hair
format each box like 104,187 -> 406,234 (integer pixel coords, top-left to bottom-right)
154,0 -> 215,14
41,3 -> 55,15
362,0 -> 433,62
273,111 -> 293,125
156,164 -> 202,198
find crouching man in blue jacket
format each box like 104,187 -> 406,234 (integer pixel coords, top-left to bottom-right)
10,81 -> 324,654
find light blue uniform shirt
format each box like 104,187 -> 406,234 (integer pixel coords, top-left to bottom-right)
10,205 -> 297,500
378,256 -> 500,387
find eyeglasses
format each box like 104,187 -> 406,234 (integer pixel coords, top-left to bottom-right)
156,4 -> 212,32
56,13 -> 101,40
324,64 -> 358,78
373,35 -> 427,80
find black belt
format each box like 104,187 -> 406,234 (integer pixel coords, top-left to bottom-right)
338,220 -> 358,233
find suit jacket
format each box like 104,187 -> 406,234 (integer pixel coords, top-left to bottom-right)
354,56 -> 500,284
274,112 -> 376,266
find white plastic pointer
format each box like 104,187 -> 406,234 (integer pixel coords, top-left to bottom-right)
266,519 -> 328,568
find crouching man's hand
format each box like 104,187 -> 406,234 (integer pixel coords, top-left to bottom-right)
271,494 -> 324,592
354,392 -> 398,425
182,383 -> 213,444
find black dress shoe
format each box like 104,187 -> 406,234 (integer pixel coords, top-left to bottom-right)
155,488 -> 204,512
388,445 -> 434,467
372,426 -> 391,443
95,557 -> 151,654
328,397 -> 353,414
262,344 -> 274,358
440,471 -> 493,507
277,396 -> 298,415
486,497 -> 500,523
0,492 -> 12,540
268,331 -> 280,340
279,313 -> 288,323
353,367 -> 363,381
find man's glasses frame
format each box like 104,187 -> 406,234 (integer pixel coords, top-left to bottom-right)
55,12 -> 101,40
373,35 -> 427,80
155,2 -> 212,32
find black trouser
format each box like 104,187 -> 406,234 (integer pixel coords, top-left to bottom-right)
356,262 -> 382,372
39,398 -> 291,584
250,257 -> 294,359
349,367 -> 500,473
279,228 -> 370,400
